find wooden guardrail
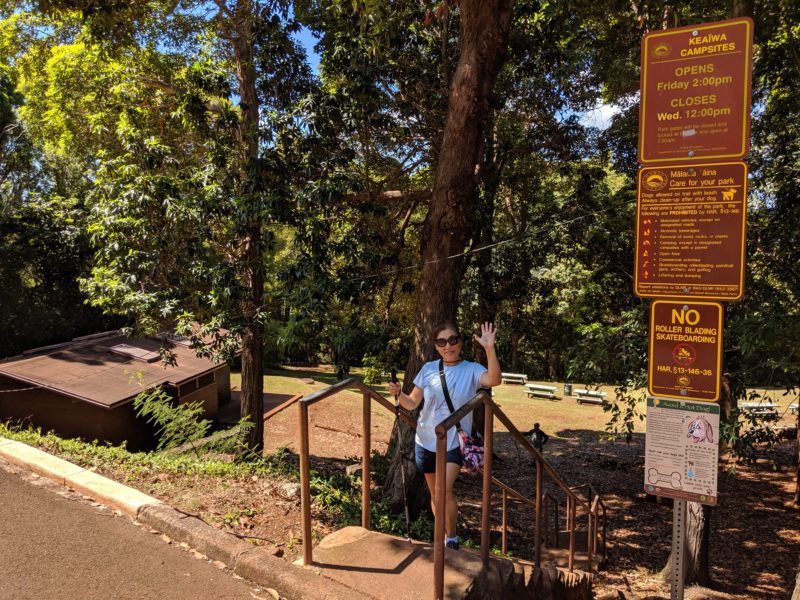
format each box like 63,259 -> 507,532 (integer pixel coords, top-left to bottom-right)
292,377 -> 607,600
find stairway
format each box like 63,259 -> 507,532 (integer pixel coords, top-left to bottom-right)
303,526 -> 593,600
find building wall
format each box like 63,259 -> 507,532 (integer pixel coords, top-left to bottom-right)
179,383 -> 218,418
215,366 -> 231,404
0,376 -> 153,450
0,366 -> 232,450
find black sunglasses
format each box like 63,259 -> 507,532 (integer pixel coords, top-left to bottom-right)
435,335 -> 461,347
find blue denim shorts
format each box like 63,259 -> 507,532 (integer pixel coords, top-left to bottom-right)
415,444 -> 463,474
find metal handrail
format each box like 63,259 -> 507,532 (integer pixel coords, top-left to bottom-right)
590,495 -> 608,561
432,390 -> 608,600
491,476 -> 535,506
262,393 -> 303,421
543,492 -> 560,548
292,378 -> 607,600
435,392 -> 593,513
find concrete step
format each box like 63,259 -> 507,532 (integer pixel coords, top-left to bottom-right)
303,526 -> 593,600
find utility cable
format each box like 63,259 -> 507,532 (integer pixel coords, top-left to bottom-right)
344,203 -> 619,283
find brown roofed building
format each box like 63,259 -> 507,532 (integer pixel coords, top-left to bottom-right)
0,331 -> 231,450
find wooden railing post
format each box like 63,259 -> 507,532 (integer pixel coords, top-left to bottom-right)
434,435 -> 447,600
362,392 -> 371,530
299,401 -> 313,566
566,496 -> 573,530
501,489 -> 508,556
481,401 -> 494,566
534,458 -> 542,567
568,500 -> 576,572
587,509 -> 593,572
554,500 -> 560,548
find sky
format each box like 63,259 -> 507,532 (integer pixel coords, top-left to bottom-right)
580,103 -> 620,130
294,25 -> 320,74
293,25 -> 618,131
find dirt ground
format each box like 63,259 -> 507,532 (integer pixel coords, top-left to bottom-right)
107,367 -> 799,599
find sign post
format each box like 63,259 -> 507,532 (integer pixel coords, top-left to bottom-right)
637,17 -> 753,599
671,500 -> 687,600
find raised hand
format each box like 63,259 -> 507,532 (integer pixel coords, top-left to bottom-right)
473,322 -> 497,349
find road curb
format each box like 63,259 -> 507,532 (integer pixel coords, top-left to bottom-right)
0,436 -> 373,600
0,437 -> 159,516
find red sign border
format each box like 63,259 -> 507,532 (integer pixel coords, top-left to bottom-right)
648,300 -> 723,402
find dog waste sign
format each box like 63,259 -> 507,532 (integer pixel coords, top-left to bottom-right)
634,162 -> 747,300
649,300 -> 722,402
639,17 -> 753,164
644,397 -> 719,505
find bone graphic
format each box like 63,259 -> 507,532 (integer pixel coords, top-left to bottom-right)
647,468 -> 682,489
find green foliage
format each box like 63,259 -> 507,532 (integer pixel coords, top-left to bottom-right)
604,376 -> 647,443
133,387 -> 212,454
719,387 -> 790,469
1,1 -> 798,467
224,507 -> 256,527
361,354 -> 384,385
0,420 -> 269,479
165,416 -> 257,459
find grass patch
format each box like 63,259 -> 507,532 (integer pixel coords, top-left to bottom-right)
0,421 -> 278,480
0,420 -> 432,541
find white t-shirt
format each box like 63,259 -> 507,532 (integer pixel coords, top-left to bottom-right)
413,359 -> 487,452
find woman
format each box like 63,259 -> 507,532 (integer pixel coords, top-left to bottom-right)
388,320 -> 501,549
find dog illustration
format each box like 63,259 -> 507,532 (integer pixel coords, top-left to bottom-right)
687,415 -> 714,443
721,188 -> 736,201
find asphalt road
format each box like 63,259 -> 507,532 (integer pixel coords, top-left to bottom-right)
0,461 -> 272,600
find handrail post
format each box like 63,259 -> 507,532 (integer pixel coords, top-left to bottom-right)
587,509 -> 593,572
566,496 -> 572,530
542,495 -> 548,548
534,457 -> 542,567
554,500 -> 560,548
362,392 -> 371,530
501,489 -> 507,556
568,500 -> 576,572
433,434 -> 447,600
481,400 -> 494,566
299,401 -> 313,565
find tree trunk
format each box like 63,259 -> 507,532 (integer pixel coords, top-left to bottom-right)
385,0 -> 515,514
228,0 -> 265,453
792,555 -> 800,600
719,372 -> 736,424
729,0 -> 753,19
794,405 -> 800,506
510,304 -> 519,371
719,372 -> 736,454
660,501 -> 713,587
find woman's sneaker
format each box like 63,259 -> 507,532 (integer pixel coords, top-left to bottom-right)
445,539 -> 459,550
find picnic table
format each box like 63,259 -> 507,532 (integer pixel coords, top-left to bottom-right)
501,372 -> 528,385
525,383 -> 558,400
740,402 -> 779,420
574,388 -> 607,405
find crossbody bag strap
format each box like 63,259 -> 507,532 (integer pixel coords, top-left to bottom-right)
438,359 -> 463,432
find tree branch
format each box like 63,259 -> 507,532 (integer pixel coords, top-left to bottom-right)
342,189 -> 432,205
